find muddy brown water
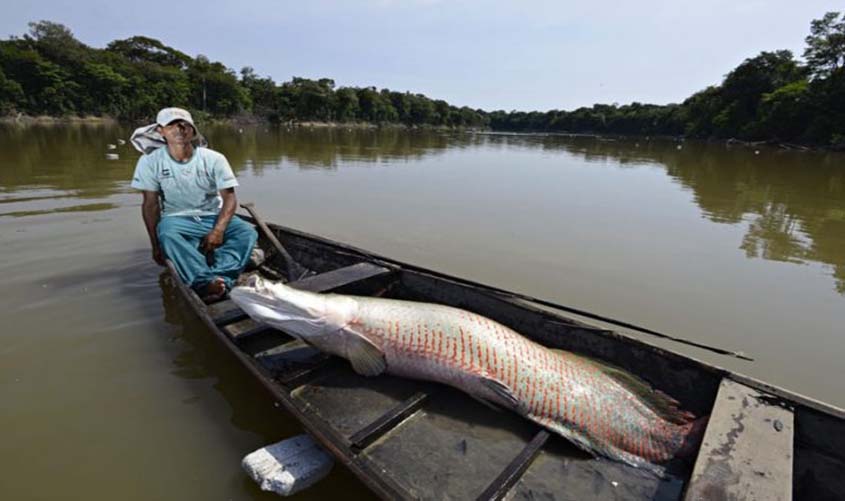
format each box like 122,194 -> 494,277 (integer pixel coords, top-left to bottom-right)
1,124 -> 843,500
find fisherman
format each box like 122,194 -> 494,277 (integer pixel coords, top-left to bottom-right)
130,107 -> 258,301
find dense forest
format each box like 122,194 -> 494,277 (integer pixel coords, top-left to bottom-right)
0,13 -> 843,147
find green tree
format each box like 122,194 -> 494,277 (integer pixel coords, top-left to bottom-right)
334,87 -> 360,122
804,12 -> 845,78
240,66 -> 277,119
385,91 -> 412,123
79,62 -> 129,115
188,55 -> 249,115
356,87 -> 397,122
106,36 -> 191,69
432,99 -> 450,126
800,12 -> 845,145
408,94 -> 436,125
278,77 -> 337,121
718,51 -> 804,137
756,81 -> 811,141
805,70 -> 845,146
0,66 -> 24,113
121,64 -> 191,119
0,40 -> 75,115
25,21 -> 86,65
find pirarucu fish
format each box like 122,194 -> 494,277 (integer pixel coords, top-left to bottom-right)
231,276 -> 705,470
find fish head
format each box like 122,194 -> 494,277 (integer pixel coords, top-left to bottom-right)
230,275 -> 357,356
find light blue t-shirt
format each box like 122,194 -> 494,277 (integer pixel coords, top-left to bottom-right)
131,147 -> 239,217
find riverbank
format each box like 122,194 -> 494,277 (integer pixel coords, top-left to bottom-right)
2,113 -> 839,152
210,117 -> 474,131
0,113 -> 119,125
0,113 -> 470,131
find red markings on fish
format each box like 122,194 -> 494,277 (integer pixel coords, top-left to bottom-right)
476,337 -> 483,369
555,387 -> 561,423
465,330 -> 474,371
232,281 -> 704,470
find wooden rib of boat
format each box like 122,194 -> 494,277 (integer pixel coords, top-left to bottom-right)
165,211 -> 845,501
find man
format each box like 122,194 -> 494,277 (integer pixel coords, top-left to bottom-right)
130,107 -> 257,301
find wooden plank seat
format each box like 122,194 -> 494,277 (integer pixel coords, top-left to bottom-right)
222,317 -> 269,339
254,340 -> 330,374
684,378 -> 794,501
207,299 -> 248,326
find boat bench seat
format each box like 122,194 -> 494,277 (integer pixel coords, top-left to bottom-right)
207,299 -> 248,326
288,262 -> 394,293
684,378 -> 794,501
207,262 -> 395,337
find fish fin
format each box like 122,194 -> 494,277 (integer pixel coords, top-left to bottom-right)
480,378 -> 522,411
528,413 -> 666,474
560,351 -> 694,425
533,416 -> 600,458
346,334 -> 387,377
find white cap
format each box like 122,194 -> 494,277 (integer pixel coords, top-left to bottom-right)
156,107 -> 198,133
129,107 -> 207,154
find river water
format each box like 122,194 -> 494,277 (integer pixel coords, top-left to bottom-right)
1,124 -> 843,500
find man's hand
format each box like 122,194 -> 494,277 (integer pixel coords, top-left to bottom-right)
152,245 -> 165,266
201,229 -> 224,253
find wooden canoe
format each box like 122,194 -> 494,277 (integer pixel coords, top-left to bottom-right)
165,212 -> 845,501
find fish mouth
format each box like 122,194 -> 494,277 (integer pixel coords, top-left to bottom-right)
230,287 -> 307,342
230,286 -> 285,316
230,281 -> 279,310
230,277 -> 329,340
231,275 -> 281,306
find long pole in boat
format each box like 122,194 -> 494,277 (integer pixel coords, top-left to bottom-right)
240,202 -> 309,281
241,203 -> 752,362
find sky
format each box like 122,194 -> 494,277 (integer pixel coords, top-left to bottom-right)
1,0 -> 841,111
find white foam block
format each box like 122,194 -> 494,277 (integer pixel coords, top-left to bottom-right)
242,434 -> 334,496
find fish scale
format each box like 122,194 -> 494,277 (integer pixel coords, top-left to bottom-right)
348,296 -> 701,469
231,279 -> 705,471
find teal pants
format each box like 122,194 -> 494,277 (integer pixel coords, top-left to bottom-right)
158,215 -> 258,292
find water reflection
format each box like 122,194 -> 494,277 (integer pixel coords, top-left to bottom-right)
0,123 -> 138,196
0,202 -> 119,218
470,134 -> 845,295
658,143 -> 845,294
206,126 -> 461,171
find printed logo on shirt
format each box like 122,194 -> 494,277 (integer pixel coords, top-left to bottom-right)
161,167 -> 173,179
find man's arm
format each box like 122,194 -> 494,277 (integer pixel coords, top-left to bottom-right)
202,187 -> 237,252
141,191 -> 165,266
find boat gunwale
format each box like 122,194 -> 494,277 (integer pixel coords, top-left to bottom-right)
163,214 -> 845,500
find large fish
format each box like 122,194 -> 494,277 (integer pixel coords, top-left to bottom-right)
230,276 -> 706,470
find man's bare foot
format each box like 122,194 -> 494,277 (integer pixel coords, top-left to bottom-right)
202,277 -> 227,302
236,271 -> 258,287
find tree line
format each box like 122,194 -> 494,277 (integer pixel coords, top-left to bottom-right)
1,14 -> 843,146
0,21 -> 488,128
488,12 -> 845,147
